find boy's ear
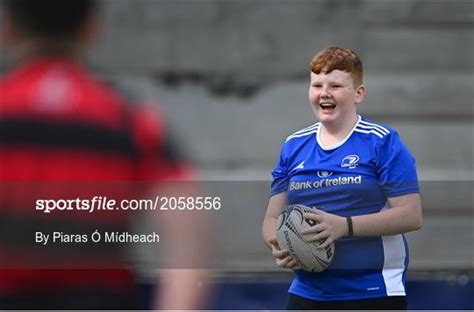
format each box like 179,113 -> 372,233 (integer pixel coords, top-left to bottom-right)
79,10 -> 101,47
1,12 -> 17,46
355,84 -> 366,104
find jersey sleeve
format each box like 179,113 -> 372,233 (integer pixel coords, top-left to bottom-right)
132,103 -> 193,181
375,130 -> 420,198
270,142 -> 289,196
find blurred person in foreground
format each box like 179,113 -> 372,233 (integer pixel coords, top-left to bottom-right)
0,0 -> 209,309
262,47 -> 422,310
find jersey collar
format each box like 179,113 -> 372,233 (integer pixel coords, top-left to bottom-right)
316,115 -> 361,151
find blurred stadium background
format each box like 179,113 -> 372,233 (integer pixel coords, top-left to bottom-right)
1,0 -> 472,309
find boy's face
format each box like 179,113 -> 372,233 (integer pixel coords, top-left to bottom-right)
308,70 -> 365,125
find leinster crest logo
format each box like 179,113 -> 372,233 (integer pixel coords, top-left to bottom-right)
341,155 -> 360,169
317,171 -> 333,178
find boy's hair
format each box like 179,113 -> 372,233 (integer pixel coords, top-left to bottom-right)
3,0 -> 97,38
309,47 -> 363,86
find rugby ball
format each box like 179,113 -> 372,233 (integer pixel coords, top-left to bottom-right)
276,204 -> 335,272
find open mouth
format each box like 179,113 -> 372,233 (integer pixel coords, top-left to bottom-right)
319,103 -> 336,112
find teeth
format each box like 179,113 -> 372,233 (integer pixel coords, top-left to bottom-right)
320,103 -> 336,108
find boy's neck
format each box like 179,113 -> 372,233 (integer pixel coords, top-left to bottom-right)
9,38 -> 83,65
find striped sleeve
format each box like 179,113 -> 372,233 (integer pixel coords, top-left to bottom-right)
132,104 -> 193,181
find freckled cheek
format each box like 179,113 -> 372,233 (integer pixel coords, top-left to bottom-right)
308,90 -> 319,104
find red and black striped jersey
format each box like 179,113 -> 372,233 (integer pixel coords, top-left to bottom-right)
0,57 -> 191,297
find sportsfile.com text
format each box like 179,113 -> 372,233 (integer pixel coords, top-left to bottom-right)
35,196 -> 222,213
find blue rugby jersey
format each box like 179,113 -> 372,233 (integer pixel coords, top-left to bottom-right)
271,115 -> 419,301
